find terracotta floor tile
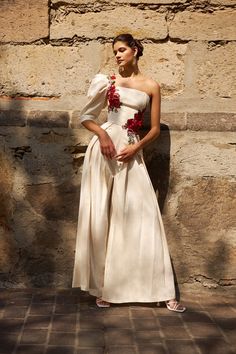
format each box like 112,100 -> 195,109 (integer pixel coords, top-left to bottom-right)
165,339 -> 199,354
195,337 -> 235,354
105,329 -> 134,346
15,345 -> 45,354
46,346 -> 75,354
187,322 -> 223,338
48,331 -> 75,346
162,325 -> 190,339
78,329 -> 105,347
135,330 -> 162,344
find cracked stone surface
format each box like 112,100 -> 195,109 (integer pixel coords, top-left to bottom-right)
0,44 -> 104,97
169,10 -> 236,40
186,42 -> 236,99
0,0 -> 49,43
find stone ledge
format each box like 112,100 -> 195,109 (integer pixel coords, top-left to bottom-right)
161,112 -> 187,130
27,111 -> 70,128
186,112 -> 236,131
0,110 -> 26,127
0,110 -> 236,131
1,96 -> 236,113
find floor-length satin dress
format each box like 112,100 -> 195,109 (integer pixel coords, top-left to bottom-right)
72,73 -> 176,303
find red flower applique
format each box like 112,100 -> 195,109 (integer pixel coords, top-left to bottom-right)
107,74 -> 121,112
123,110 -> 144,144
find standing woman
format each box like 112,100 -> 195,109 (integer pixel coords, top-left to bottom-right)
72,33 -> 186,312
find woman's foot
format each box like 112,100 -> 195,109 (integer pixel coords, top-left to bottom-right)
96,297 -> 110,308
165,299 -> 186,312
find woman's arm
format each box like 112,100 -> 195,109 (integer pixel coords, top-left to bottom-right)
82,120 -> 117,160
116,81 -> 161,163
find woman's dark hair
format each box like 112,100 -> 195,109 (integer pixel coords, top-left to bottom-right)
112,33 -> 144,60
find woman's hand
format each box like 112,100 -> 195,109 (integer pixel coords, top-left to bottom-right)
98,131 -> 117,159
115,144 -> 139,163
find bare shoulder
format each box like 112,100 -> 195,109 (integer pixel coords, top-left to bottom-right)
146,78 -> 160,91
141,76 -> 160,96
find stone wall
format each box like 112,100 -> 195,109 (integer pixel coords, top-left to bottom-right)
0,0 -> 235,293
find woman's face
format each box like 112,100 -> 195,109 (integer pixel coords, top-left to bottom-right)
113,41 -> 137,67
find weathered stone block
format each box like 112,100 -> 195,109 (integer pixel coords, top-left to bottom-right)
169,10 -> 236,40
187,113 -> 236,131
0,151 -> 18,281
0,151 -> 15,226
51,0 -> 187,3
210,0 -> 236,4
0,227 -> 19,279
27,111 -> 70,128
0,43 -> 103,96
171,176 -> 236,283
0,110 -> 26,126
50,7 -> 167,40
140,42 -> 187,97
118,0 -> 187,2
0,0 -> 49,43
185,42 -> 236,99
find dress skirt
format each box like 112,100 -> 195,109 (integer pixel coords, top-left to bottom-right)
72,122 -> 176,303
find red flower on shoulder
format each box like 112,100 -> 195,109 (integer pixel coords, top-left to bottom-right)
107,74 -> 121,112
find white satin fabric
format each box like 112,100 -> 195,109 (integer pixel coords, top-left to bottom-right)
72,73 -> 176,303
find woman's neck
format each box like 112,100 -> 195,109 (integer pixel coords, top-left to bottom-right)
118,64 -> 141,78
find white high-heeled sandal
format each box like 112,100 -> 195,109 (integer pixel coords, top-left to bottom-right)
165,299 -> 186,312
96,297 -> 110,308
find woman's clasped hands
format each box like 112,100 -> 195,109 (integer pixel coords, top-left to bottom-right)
115,145 -> 138,163
99,131 -> 138,163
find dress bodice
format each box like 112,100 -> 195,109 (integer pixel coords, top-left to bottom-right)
79,73 -> 150,127
107,86 -> 150,126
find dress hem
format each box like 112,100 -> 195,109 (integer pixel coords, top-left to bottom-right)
74,286 -> 176,303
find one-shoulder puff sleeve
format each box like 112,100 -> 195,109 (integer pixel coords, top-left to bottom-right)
80,73 -> 109,124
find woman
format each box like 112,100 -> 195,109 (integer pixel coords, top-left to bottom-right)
72,33 -> 186,312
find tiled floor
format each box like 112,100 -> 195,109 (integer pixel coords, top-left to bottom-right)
0,289 -> 235,354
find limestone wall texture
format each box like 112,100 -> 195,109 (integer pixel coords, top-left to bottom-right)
0,0 -> 235,294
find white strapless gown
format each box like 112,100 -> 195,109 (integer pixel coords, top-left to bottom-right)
72,74 -> 176,303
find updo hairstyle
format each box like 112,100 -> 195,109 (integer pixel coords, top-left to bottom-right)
112,33 -> 144,60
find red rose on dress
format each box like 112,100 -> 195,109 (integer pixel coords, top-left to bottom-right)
123,110 -> 144,144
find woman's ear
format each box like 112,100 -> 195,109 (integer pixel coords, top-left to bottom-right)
132,47 -> 138,57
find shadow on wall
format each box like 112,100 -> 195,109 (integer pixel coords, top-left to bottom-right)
0,74 -> 81,287
144,123 -> 171,214
142,122 -> 182,298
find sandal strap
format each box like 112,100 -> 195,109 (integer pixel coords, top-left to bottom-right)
96,298 -> 110,305
167,300 -> 184,310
